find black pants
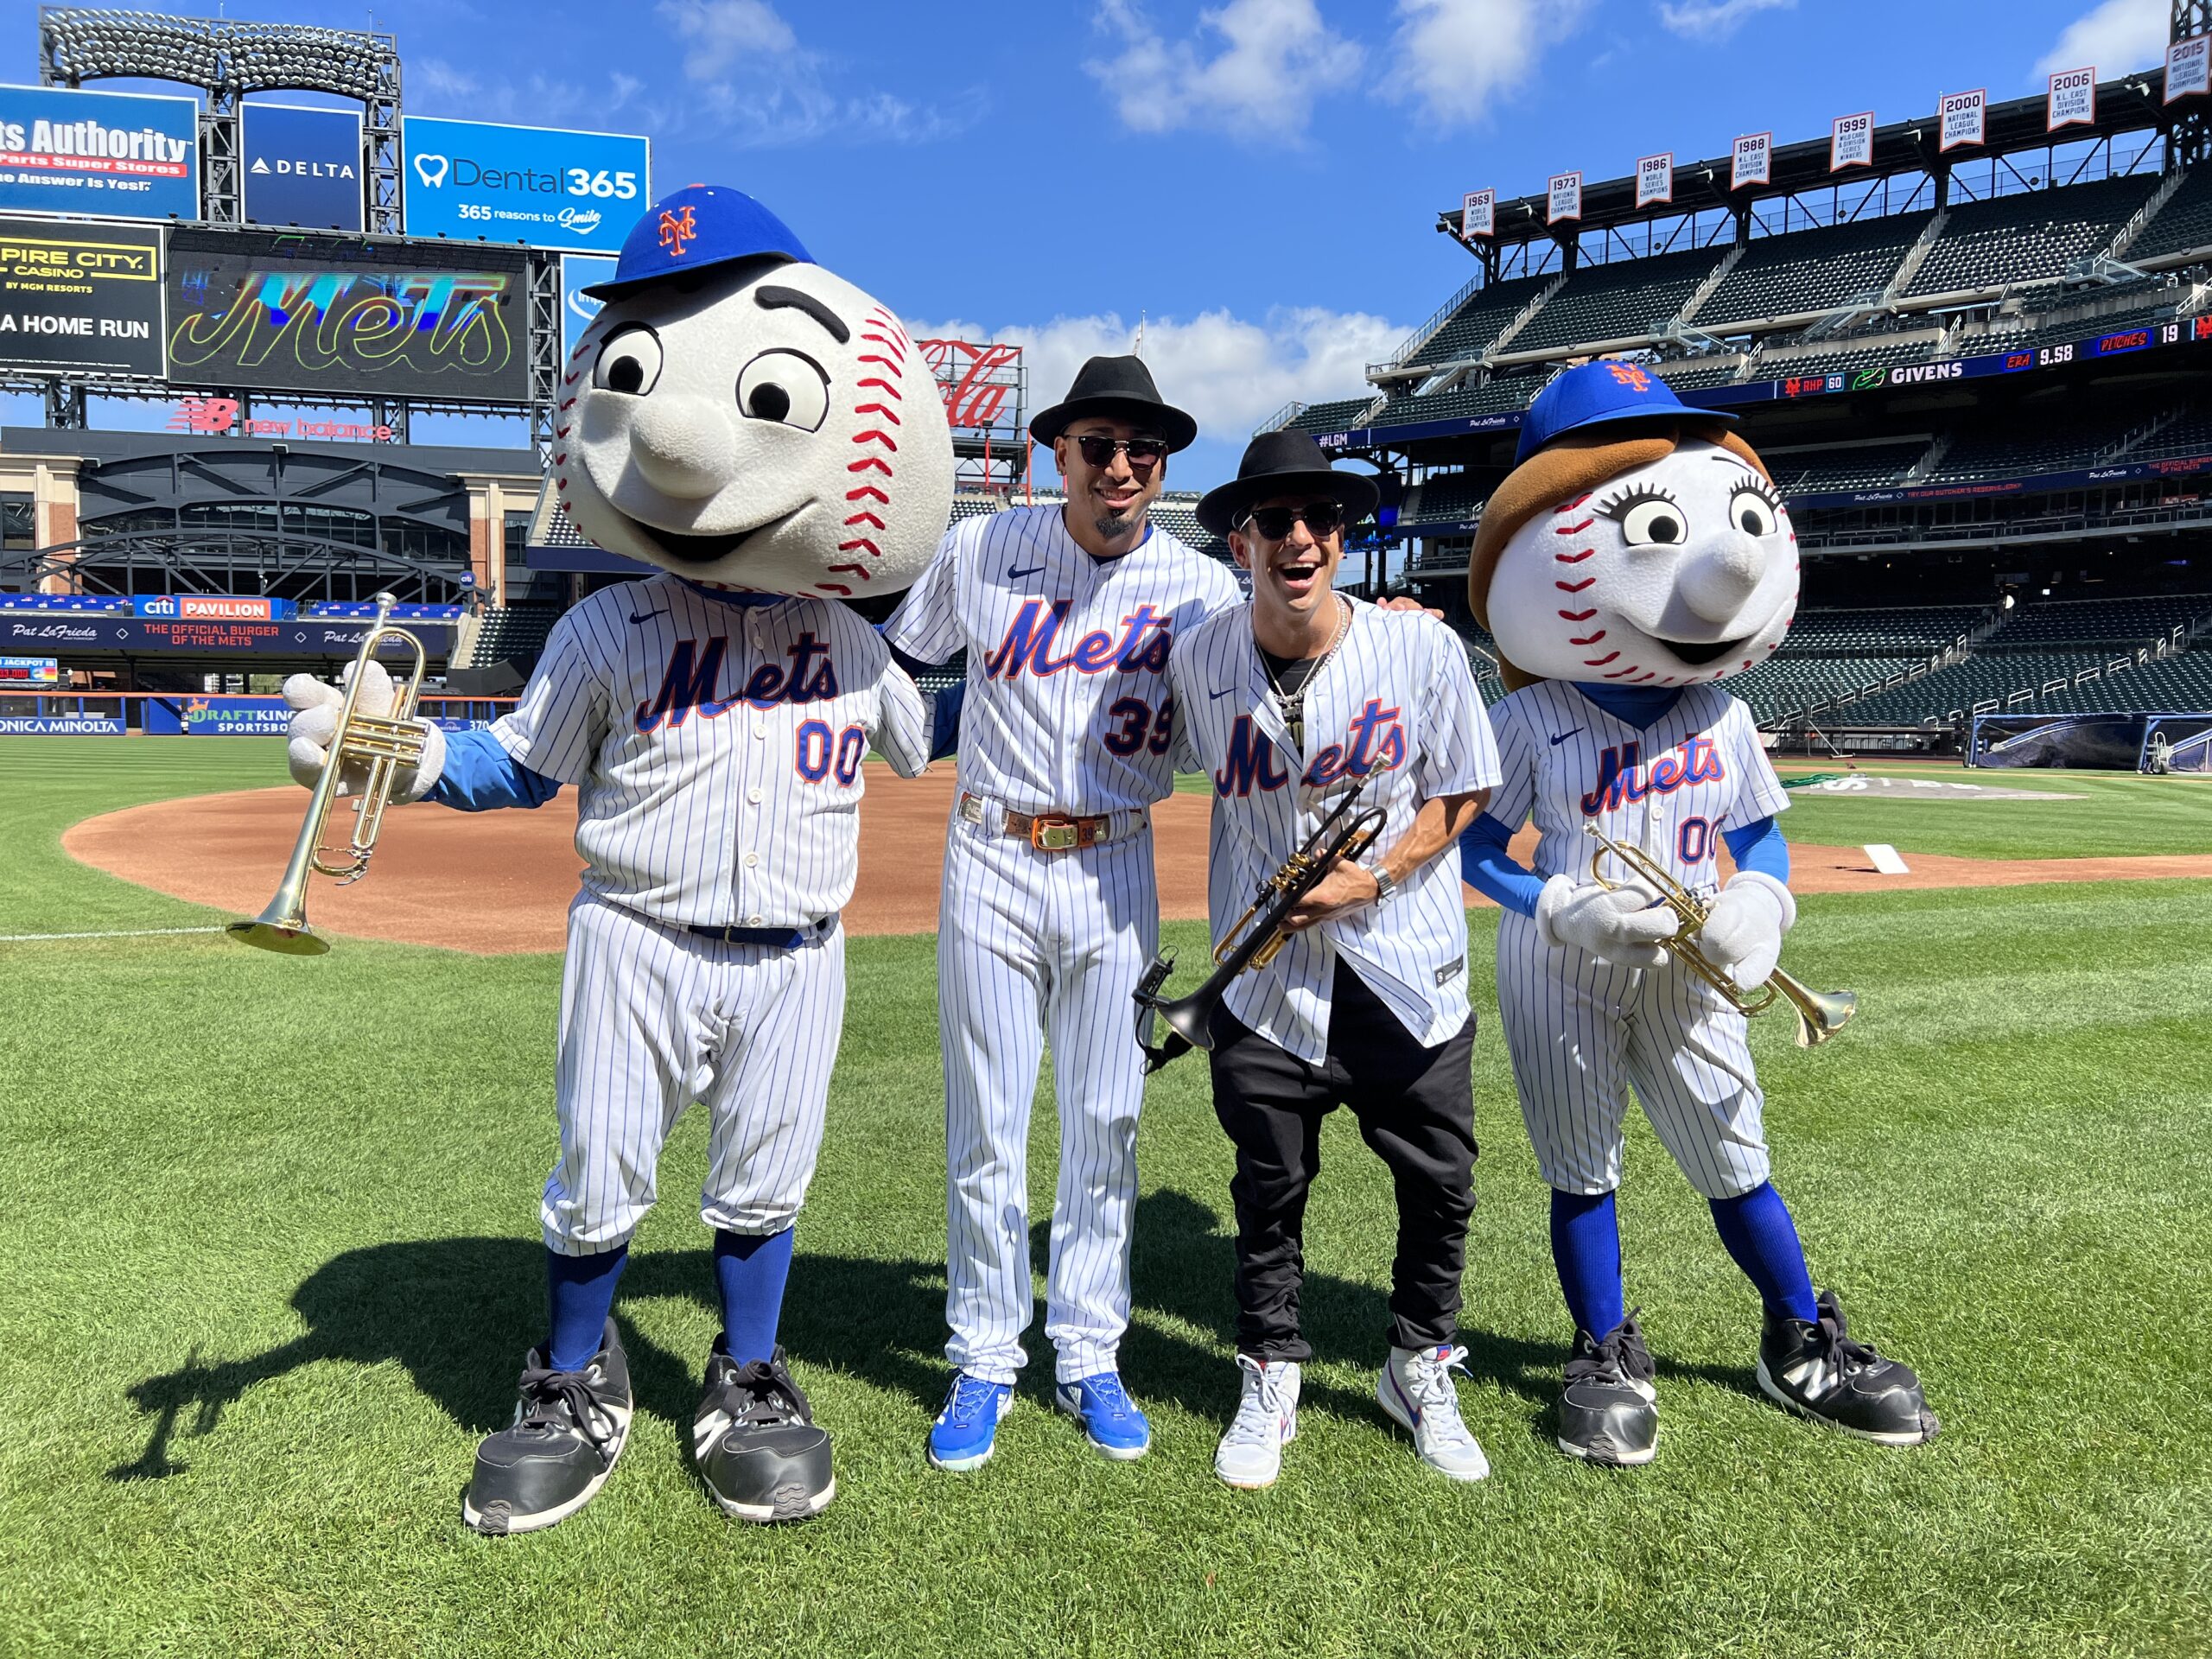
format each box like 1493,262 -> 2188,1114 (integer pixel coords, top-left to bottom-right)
1206,959 -> 1478,1361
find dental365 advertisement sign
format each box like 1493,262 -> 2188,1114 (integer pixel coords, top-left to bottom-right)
401,117 -> 647,255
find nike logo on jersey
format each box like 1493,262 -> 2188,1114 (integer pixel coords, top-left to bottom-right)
1213,701 -> 1405,795
629,610 -> 665,626
1208,685 -> 1236,700
1548,728 -> 1583,747
1580,736 -> 1725,815
1006,564 -> 1046,579
982,598 -> 1173,680
633,633 -> 842,734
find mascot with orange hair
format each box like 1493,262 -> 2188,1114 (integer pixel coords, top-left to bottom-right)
1459,362 -> 1936,1466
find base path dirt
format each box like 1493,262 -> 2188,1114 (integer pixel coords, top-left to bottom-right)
61,770 -> 2212,956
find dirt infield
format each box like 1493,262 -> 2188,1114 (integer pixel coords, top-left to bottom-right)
60,769 -> 2212,954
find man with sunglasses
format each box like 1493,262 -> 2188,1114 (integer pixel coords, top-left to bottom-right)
883,355 -> 1242,1470
1164,429 -> 1500,1489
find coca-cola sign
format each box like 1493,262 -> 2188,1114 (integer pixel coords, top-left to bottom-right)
918,338 -> 1022,432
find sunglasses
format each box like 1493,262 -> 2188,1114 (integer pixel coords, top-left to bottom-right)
1239,501 -> 1344,540
1070,435 -> 1170,470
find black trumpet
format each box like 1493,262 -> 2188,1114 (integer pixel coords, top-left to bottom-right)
1132,782 -> 1387,1073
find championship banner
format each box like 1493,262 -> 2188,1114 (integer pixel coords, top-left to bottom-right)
0,215 -> 167,378
1940,89 -> 1986,151
2047,67 -> 2096,130
166,226 -> 531,403
1636,154 -> 1672,208
1460,188 -> 1494,240
1831,111 -> 1874,171
402,117 -> 648,255
0,85 -> 197,223
1731,133 -> 1771,191
1547,171 -> 1582,225
2167,36 -> 2210,103
242,103 -> 365,232
0,655 -> 58,685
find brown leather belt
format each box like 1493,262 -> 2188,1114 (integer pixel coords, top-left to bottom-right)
961,792 -> 1118,852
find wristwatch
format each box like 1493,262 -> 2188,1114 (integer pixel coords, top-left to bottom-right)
1368,863 -> 1398,906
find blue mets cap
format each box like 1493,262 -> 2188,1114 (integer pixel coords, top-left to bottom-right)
582,184 -> 813,301
1515,359 -> 1737,465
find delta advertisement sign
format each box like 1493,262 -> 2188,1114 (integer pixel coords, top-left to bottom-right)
402,118 -> 647,255
0,85 -> 197,222
242,104 -> 364,232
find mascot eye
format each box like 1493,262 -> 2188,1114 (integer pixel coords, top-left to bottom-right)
737,350 -> 830,431
1730,487 -> 1779,537
592,326 -> 663,396
1618,497 -> 1688,547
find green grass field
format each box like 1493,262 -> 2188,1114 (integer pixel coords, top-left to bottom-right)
2,738 -> 2209,1657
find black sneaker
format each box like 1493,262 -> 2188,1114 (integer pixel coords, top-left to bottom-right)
692,1344 -> 835,1522
461,1320 -> 632,1535
1558,1311 -> 1659,1466
1758,1290 -> 1938,1446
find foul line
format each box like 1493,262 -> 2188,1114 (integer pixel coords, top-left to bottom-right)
0,925 -> 226,943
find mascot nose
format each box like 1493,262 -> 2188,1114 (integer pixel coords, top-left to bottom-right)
626,395 -> 738,499
1677,533 -> 1766,624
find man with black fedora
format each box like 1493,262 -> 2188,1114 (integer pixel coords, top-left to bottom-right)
1161,429 -> 1503,1489
883,355 -> 1243,1472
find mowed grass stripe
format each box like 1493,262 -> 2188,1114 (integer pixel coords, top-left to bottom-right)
0,741 -> 2208,1656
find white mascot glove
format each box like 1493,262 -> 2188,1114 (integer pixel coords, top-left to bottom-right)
1535,873 -> 1681,968
1697,870 -> 1796,989
282,660 -> 447,804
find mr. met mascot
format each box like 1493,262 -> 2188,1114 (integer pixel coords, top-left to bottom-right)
281,186 -> 952,1532
1459,361 -> 1936,1466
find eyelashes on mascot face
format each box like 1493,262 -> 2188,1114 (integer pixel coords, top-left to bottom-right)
594,325 -> 663,396
1599,479 -> 1786,548
737,349 -> 830,432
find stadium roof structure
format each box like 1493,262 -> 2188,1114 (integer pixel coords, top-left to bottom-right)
1437,68 -> 2184,252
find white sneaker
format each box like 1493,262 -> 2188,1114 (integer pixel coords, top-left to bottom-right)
1377,1344 -> 1491,1483
1214,1355 -> 1300,1489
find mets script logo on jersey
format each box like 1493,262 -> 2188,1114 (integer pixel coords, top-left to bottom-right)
982,600 -> 1173,680
1214,702 -> 1405,796
634,634 -> 841,733
1580,737 -> 1724,815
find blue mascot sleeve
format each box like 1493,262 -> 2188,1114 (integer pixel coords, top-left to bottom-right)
1721,816 -> 1791,883
424,727 -> 564,811
1459,811 -> 1546,918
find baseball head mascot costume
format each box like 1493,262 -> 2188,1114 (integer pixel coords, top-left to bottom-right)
1458,361 -> 1936,1466
279,186 -> 951,1532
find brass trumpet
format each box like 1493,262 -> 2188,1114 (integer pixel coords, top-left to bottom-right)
1133,783 -> 1387,1071
228,593 -> 429,957
1582,823 -> 1856,1048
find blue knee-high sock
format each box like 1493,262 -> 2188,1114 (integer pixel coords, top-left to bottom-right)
715,1227 -> 796,1367
1708,1183 -> 1819,1325
1550,1190 -> 1626,1338
545,1243 -> 629,1372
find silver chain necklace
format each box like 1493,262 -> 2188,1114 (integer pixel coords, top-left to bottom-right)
1261,594 -> 1350,749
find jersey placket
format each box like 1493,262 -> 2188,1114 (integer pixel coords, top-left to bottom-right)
734,613 -> 774,927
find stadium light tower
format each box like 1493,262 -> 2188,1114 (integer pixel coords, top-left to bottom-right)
38,8 -> 403,231
2179,1 -> 2210,164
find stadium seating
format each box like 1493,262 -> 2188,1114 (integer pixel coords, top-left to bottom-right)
948,495 -> 1004,524
2128,406 -> 2212,461
1652,357 -> 1745,390
0,594 -> 130,612
1729,655 -> 1930,725
1407,474 -> 1485,524
1753,336 -> 1930,382
465,605 -> 562,666
1374,372 -> 1554,429
308,601 -> 464,620
1783,605 -> 1981,651
1509,247 -> 1723,355
1961,298 -> 2180,359
1696,213 -> 1932,327
1988,593 -> 2209,647
1904,175 -> 2155,299
2087,652 -> 2212,709
1397,275 -> 1557,367
2122,164 -> 2212,264
1285,397 -> 1381,434
1926,424 -> 2134,484
1765,442 -> 1929,496
1144,495 -> 1235,564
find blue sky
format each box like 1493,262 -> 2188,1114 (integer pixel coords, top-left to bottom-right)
3,0 -> 2183,486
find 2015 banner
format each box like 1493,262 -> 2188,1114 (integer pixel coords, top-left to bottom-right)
402,117 -> 648,256
1831,111 -> 1874,171
1547,172 -> 1581,225
0,85 -> 197,222
1636,154 -> 1672,208
2168,36 -> 2210,103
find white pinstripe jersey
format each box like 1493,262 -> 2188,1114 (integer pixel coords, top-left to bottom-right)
881,505 -> 1243,815
1167,597 -> 1502,1064
488,574 -> 930,927
1485,681 -> 1789,901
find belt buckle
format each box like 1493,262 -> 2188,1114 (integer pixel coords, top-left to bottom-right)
1031,816 -> 1080,852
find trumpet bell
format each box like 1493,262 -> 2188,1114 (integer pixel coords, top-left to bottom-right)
226,917 -> 331,957
1788,982 -> 1856,1048
1152,989 -> 1217,1057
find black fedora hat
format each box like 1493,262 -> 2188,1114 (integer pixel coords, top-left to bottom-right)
1029,354 -> 1198,453
1196,429 -> 1382,536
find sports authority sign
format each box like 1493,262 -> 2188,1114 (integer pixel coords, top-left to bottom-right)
2167,36 -> 2210,103
2048,67 -> 2096,130
1547,171 -> 1582,225
1635,154 -> 1672,209
401,117 -> 648,256
1940,89 -> 1987,151
1731,133 -> 1771,191
1461,188 -> 1494,240
1831,111 -> 1874,171
0,86 -> 197,222
0,216 -> 166,378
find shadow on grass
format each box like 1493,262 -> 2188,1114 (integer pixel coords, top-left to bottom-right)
112,1187 -> 1760,1481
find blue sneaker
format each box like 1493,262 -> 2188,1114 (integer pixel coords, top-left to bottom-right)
927,1373 -> 1014,1471
1053,1371 -> 1151,1461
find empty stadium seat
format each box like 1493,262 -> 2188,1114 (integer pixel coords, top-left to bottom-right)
1904,175 -> 2156,298
1697,213 -> 1933,327
1766,442 -> 1929,496
1284,397 -> 1381,434
2123,165 -> 2212,264
1373,371 -> 1554,429
1510,248 -> 1726,355
1399,275 -> 1557,367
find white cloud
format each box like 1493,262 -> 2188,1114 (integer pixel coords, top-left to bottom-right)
2033,0 -> 2170,79
410,59 -> 640,126
655,0 -> 984,145
912,307 -> 1403,444
1087,0 -> 1364,137
1656,0 -> 1794,41
1384,0 -> 1596,127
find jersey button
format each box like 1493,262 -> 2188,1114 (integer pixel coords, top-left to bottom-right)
747,913 -> 764,926
752,719 -> 766,739
744,851 -> 760,868
747,787 -> 763,804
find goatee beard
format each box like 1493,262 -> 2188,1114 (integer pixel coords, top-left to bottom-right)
1092,503 -> 1146,542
